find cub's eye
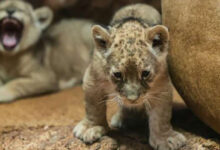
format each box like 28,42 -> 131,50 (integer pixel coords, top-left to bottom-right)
113,72 -> 122,80
142,70 -> 150,79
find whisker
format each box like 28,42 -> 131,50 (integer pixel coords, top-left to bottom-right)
94,92 -> 124,107
94,92 -> 118,106
143,99 -> 152,110
114,96 -> 123,106
97,99 -> 108,105
108,93 -> 118,97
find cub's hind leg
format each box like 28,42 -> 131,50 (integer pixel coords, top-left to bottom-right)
59,77 -> 82,90
0,71 -> 57,102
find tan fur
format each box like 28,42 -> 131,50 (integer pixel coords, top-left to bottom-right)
0,0 -> 93,102
74,3 -> 186,150
111,3 -> 161,26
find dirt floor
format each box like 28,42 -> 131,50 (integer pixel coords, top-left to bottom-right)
0,87 -> 219,150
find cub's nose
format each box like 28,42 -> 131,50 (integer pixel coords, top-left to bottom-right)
7,8 -> 15,16
125,88 -> 140,102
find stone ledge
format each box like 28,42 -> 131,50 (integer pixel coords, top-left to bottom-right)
0,87 -> 219,150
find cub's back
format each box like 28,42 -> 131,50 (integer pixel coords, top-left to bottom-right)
45,19 -> 94,80
111,4 -> 161,26
47,19 -> 94,51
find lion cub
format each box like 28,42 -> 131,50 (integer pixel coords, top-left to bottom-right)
74,4 -> 186,150
0,0 -> 93,102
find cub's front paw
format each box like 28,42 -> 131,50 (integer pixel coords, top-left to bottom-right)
0,88 -> 15,102
73,119 -> 107,144
150,131 -> 186,150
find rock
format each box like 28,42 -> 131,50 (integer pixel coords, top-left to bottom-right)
162,0 -> 220,133
0,88 -> 219,149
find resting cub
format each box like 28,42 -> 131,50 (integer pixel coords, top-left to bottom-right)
74,4 -> 186,150
0,0 -> 93,102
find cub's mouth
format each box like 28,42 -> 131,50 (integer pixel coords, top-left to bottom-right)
0,17 -> 23,51
121,96 -> 144,107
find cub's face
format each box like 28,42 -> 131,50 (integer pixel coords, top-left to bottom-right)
0,0 -> 53,55
92,21 -> 169,106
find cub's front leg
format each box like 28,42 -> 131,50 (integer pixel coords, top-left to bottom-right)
0,71 -> 57,102
148,99 -> 186,150
73,68 -> 109,144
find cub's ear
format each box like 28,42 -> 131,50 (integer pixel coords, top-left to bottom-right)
92,25 -> 111,51
146,25 -> 169,55
34,7 -> 53,30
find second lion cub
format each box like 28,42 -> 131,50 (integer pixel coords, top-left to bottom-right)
74,4 -> 186,150
0,0 -> 93,102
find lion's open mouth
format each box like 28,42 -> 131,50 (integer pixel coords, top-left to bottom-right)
0,18 -> 23,51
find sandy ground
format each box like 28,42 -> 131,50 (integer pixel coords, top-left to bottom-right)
0,87 -> 219,150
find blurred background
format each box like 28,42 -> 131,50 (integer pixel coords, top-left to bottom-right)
27,0 -> 161,24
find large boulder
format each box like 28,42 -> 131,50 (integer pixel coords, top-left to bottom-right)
162,0 -> 220,133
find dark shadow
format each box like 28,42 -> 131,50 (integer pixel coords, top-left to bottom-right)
172,107 -> 220,142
